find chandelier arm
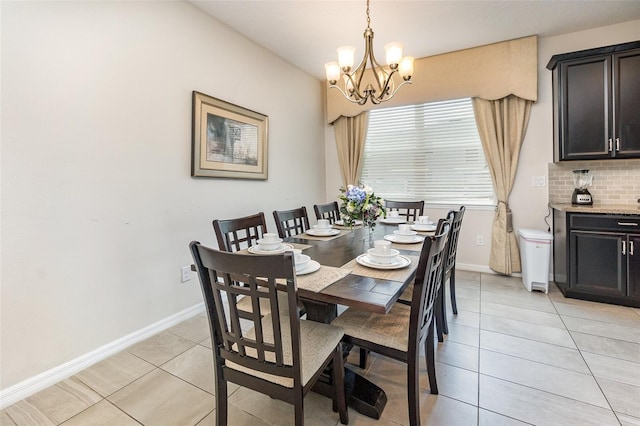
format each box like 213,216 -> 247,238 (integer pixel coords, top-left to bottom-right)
375,68 -> 397,99
328,85 -> 369,104
341,72 -> 365,102
374,79 -> 412,103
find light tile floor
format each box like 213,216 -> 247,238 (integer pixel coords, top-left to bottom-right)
3,272 -> 640,425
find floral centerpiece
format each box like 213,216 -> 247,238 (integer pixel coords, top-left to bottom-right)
338,184 -> 386,229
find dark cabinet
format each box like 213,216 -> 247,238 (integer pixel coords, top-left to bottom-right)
629,235 -> 640,299
553,210 -> 640,307
569,231 -> 626,297
547,41 -> 640,161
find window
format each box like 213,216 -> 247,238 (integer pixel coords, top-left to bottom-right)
360,98 -> 495,206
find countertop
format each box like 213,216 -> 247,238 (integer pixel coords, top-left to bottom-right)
549,202 -> 640,215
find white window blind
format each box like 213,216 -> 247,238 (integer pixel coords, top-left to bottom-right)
361,98 -> 495,206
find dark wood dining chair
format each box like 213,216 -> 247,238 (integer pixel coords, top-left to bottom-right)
213,212 -> 294,315
212,212 -> 267,252
313,201 -> 341,224
190,242 -> 348,426
332,219 -> 451,426
385,200 -> 425,222
437,206 -> 466,339
273,206 -> 311,238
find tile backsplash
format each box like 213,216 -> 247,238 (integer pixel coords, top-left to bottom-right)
548,159 -> 640,205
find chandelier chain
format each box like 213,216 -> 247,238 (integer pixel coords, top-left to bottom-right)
366,0 -> 371,29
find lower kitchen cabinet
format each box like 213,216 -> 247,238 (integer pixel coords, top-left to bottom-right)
570,231 -> 626,297
629,235 -> 640,299
554,210 -> 640,307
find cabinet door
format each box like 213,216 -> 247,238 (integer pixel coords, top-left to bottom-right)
560,56 -> 612,160
613,49 -> 640,157
629,235 -> 640,299
570,231 -> 626,297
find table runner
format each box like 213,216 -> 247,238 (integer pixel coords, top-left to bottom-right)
294,265 -> 350,293
341,255 -> 420,282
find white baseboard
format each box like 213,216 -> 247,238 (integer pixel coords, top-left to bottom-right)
456,262 -> 523,277
0,302 -> 205,409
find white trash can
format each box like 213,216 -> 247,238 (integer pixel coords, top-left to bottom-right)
518,228 -> 554,293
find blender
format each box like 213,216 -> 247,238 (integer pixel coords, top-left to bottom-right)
571,169 -> 593,205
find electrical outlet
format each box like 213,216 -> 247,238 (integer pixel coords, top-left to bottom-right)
181,266 -> 191,283
476,235 -> 484,246
532,176 -> 546,187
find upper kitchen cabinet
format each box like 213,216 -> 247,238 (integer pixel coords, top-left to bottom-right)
547,41 -> 640,161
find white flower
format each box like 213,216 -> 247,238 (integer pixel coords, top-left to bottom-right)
363,184 -> 373,195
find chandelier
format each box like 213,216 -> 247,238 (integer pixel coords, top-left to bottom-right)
324,0 -> 414,105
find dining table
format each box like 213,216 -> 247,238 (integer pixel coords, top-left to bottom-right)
278,220 -> 434,419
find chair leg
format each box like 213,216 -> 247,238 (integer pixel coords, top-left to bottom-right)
215,376 -> 228,426
294,391 -> 304,426
425,320 -> 438,395
407,352 -> 421,426
333,345 -> 349,425
359,347 -> 369,369
450,268 -> 458,315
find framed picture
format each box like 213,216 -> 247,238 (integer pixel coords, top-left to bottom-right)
192,91 -> 268,179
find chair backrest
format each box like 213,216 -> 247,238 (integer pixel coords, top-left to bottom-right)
384,200 -> 425,222
313,202 -> 341,224
408,217 -> 451,349
190,242 -> 302,387
273,207 -> 310,238
443,206 -> 465,278
212,212 -> 267,252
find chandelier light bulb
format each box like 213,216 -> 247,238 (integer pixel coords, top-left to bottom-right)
384,42 -> 404,66
399,56 -> 414,79
337,46 -> 356,71
325,62 -> 341,83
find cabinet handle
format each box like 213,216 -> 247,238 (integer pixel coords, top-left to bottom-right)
622,240 -> 626,255
616,137 -> 620,151
608,138 -> 613,152
631,241 -> 635,256
617,222 -> 639,226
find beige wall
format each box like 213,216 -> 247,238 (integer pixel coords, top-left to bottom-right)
1,1 -> 325,393
325,19 -> 640,271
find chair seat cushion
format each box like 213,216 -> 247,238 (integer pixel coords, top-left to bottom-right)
331,303 -> 411,352
226,315 -> 344,388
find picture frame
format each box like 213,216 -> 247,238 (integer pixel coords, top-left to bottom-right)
192,91 -> 268,179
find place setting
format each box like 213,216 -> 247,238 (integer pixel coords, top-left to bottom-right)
411,215 -> 437,232
356,240 -> 412,270
379,210 -> 407,224
247,233 -> 294,255
289,248 -> 321,275
305,219 -> 342,237
384,223 -> 425,244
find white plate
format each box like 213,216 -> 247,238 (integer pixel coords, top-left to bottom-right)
380,218 -> 407,224
411,224 -> 437,232
296,260 -> 321,275
335,219 -> 363,226
248,243 -> 294,255
384,234 -> 425,244
306,229 -> 341,236
356,254 -> 411,270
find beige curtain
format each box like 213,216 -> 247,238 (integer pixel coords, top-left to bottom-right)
333,112 -> 369,187
472,95 -> 532,275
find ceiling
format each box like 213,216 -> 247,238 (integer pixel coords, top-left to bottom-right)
190,0 -> 640,80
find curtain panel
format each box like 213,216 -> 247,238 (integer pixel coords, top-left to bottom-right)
472,95 -> 533,275
333,112 -> 369,187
